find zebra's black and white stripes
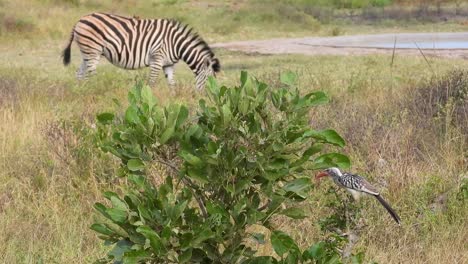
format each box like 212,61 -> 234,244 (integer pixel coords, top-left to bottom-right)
62,13 -> 220,90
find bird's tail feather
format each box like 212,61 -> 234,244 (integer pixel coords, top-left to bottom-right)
375,195 -> 401,225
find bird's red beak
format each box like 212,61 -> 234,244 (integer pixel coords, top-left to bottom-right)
315,171 -> 329,181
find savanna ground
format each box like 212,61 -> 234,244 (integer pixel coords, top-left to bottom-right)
0,0 -> 467,263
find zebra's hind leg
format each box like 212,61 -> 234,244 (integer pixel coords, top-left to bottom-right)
77,51 -> 101,80
76,61 -> 87,80
84,57 -> 100,78
163,64 -> 176,87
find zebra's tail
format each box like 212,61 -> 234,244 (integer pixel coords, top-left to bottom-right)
62,30 -> 74,66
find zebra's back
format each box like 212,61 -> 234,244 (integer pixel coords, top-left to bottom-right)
74,13 -> 171,69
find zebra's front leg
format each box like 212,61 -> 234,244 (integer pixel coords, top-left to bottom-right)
195,72 -> 208,91
149,54 -> 163,87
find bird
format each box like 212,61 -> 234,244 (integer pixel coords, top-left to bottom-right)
315,167 -> 401,225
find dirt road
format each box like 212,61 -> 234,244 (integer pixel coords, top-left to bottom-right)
213,32 -> 468,59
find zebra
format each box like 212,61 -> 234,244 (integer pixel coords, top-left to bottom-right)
62,12 -> 220,90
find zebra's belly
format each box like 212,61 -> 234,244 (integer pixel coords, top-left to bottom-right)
111,60 -> 149,70
102,48 -> 149,70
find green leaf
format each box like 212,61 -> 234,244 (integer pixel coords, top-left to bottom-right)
307,91 -> 329,106
122,250 -> 151,264
238,95 -> 250,115
251,233 -> 265,244
136,226 -> 164,254
108,239 -> 133,262
285,253 -> 299,264
96,112 -> 114,125
179,151 -> 204,167
159,226 -> 171,247
280,71 -> 297,86
179,249 -> 192,263
186,168 -> 208,184
106,208 -> 127,223
291,144 -> 323,168
185,124 -> 202,140
207,76 -> 218,95
282,178 -> 311,199
90,223 -> 115,236
302,242 -> 324,260
180,233 -> 194,250
176,105 -> 189,128
128,174 -> 146,189
125,106 -> 139,124
110,196 -> 128,211
170,200 -> 188,221
141,85 -> 157,109
192,228 -> 214,246
303,129 -> 345,147
160,126 -> 175,144
242,256 -> 277,264
352,252 -> 365,264
280,207 -> 307,219
270,230 -> 300,257
222,104 -> 233,125
94,203 -> 109,218
313,153 -> 351,169
240,71 -> 248,87
127,159 -> 145,172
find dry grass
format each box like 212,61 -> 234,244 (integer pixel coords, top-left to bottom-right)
2,48 -> 467,263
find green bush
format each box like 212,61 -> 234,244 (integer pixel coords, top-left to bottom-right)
91,72 -> 359,263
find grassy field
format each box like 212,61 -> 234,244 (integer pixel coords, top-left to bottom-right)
1,0 -> 467,263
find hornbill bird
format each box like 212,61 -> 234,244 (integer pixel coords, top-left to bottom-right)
315,167 -> 401,225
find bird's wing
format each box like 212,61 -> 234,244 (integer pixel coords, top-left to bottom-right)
355,175 -> 380,196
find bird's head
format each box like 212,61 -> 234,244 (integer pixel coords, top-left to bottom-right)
315,167 -> 342,182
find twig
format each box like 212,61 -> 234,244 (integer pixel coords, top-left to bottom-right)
257,200 -> 271,211
390,36 -> 397,93
155,158 -> 180,174
342,230 -> 359,258
341,193 -> 360,259
194,192 -> 208,218
414,42 -> 435,75
262,193 -> 294,224
390,36 -> 397,68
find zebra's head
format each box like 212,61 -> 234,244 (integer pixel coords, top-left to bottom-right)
195,56 -> 221,90
205,56 -> 221,77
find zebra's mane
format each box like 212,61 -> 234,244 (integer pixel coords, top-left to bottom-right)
167,19 -> 216,58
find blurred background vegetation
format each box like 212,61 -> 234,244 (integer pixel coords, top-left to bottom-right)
1,0 -> 468,42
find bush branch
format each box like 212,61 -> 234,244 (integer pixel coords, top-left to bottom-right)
155,158 -> 208,218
